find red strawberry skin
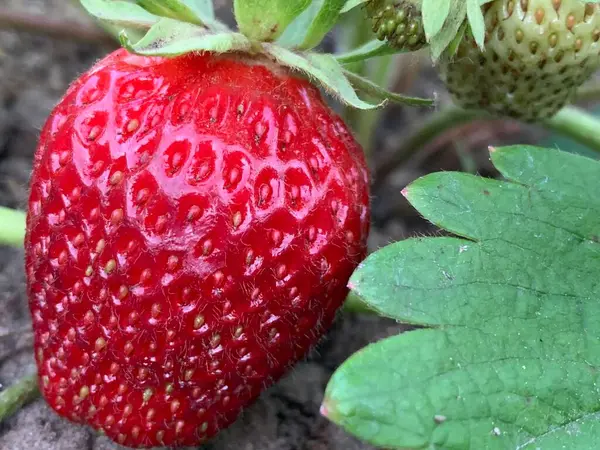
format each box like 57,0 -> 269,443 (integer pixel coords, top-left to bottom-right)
25,49 -> 370,448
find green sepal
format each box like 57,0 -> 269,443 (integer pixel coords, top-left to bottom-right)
343,69 -> 434,106
278,0 -> 347,50
136,0 -> 205,26
120,18 -> 250,56
422,0 -> 451,40
186,0 -> 215,20
466,0 -> 485,49
335,39 -> 407,64
264,45 -> 382,109
233,0 -> 311,42
427,0 -> 465,60
136,0 -> 221,29
444,20 -> 467,58
81,0 -> 429,112
418,0 -> 508,58
80,0 -> 160,29
137,0 -> 216,21
81,0 -> 228,34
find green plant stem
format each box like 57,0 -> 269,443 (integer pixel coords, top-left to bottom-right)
339,8 -> 381,155
353,55 -> 394,153
544,106 -> 600,151
0,207 -> 26,248
343,67 -> 433,107
374,105 -> 600,189
0,374 -> 40,422
374,106 -> 480,187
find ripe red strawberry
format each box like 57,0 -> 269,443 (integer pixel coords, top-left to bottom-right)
25,48 -> 370,448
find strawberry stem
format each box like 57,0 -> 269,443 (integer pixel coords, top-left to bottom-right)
374,105 -> 600,190
545,106 -> 600,152
0,207 -> 26,248
374,106 -> 482,188
340,7 -> 390,156
0,374 -> 40,423
352,55 -> 394,154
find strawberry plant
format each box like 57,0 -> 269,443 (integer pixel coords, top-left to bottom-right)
0,0 -> 430,447
1,0 -> 600,449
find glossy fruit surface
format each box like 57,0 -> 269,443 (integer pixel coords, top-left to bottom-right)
25,48 -> 370,448
438,0 -> 600,121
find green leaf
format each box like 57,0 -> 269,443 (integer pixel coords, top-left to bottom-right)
233,0 -> 311,41
136,0 -> 201,25
264,45 -> 381,109
466,0 -> 485,49
422,0 -> 451,40
335,39 -> 404,64
80,0 -> 160,29
136,0 -> 228,31
277,0 -> 345,49
325,145 -> 600,449
277,0 -> 347,49
445,20 -> 467,57
521,413 -> 600,449
301,0 -> 347,49
120,18 -> 250,56
186,0 -> 215,20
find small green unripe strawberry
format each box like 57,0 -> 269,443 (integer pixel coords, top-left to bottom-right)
438,0 -> 600,121
366,0 -> 426,51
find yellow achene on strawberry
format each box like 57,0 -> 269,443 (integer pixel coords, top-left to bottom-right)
438,0 -> 600,121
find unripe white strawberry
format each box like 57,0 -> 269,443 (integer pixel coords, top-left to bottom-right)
438,0 -> 600,121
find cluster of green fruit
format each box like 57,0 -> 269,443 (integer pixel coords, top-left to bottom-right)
367,0 -> 426,51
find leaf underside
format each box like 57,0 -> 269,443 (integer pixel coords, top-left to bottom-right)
325,145 -> 600,449
120,18 -> 251,56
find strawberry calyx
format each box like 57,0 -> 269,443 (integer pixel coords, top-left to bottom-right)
80,0 -> 434,109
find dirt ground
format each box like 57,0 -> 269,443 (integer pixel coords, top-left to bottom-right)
0,1 -> 554,449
